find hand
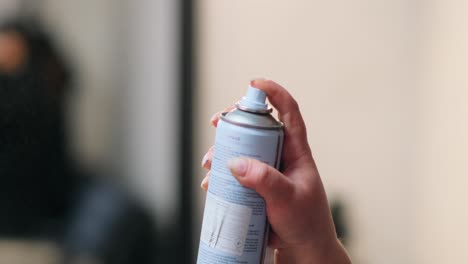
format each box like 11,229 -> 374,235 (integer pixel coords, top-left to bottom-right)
201,79 -> 351,263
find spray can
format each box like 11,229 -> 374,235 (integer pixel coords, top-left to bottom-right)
197,86 -> 284,264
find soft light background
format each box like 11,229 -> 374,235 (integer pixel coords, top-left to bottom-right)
0,0 -> 182,263
0,0 -> 467,263
194,1 -> 468,263
37,0 -> 181,227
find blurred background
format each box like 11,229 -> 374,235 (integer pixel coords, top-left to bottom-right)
0,0 -> 467,263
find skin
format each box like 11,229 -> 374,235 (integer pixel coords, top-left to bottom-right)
200,79 -> 352,263
0,31 -> 28,74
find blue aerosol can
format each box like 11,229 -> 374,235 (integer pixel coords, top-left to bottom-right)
197,86 -> 284,264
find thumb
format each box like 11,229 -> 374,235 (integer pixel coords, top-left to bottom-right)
227,158 -> 294,206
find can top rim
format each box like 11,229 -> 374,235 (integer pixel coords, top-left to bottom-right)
235,102 -> 273,114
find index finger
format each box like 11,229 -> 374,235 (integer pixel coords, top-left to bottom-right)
250,79 -> 312,166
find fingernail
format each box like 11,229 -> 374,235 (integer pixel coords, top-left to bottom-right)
250,78 -> 266,87
201,153 -> 209,168
210,113 -> 218,126
200,176 -> 208,189
227,158 -> 247,177
250,79 -> 258,87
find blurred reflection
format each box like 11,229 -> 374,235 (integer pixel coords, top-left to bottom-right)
0,18 -> 156,264
0,18 -> 75,238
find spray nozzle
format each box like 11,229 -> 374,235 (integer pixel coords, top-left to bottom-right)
237,85 -> 270,113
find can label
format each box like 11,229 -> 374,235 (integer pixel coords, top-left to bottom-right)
197,118 -> 282,264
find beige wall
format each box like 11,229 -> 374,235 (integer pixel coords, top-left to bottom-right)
414,0 -> 468,262
194,1 -> 457,263
0,0 -> 19,18
39,0 -> 119,168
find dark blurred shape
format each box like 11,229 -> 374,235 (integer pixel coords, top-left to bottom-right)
0,18 -> 157,264
331,199 -> 349,246
0,17 -> 75,238
63,182 -> 157,264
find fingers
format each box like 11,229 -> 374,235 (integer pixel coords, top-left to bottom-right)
201,171 -> 210,191
201,146 -> 214,170
201,147 -> 214,191
250,79 -> 298,118
200,146 -> 213,191
227,157 -> 294,206
250,79 -> 312,165
268,230 -> 284,249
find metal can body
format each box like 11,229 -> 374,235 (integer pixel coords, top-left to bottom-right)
197,108 -> 283,264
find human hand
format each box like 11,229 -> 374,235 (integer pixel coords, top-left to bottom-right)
201,79 -> 351,263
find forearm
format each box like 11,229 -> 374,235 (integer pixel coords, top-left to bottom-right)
274,239 -> 351,264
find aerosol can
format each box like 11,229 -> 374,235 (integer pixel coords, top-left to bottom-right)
197,86 -> 284,263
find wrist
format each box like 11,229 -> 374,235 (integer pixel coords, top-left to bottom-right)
274,239 -> 351,264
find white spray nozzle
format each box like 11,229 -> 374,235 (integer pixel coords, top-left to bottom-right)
238,86 -> 269,112
246,86 -> 266,104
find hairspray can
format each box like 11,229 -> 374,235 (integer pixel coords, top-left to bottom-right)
197,86 -> 284,264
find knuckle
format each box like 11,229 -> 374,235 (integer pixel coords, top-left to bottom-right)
290,97 -> 300,112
